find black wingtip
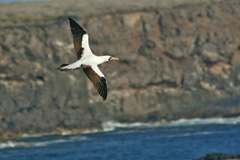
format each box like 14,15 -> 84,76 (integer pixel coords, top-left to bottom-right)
102,96 -> 107,101
68,17 -> 75,23
68,17 -> 73,21
68,17 -> 86,34
100,77 -> 107,101
68,17 -> 78,26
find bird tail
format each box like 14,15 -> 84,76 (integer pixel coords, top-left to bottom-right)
58,64 -> 69,71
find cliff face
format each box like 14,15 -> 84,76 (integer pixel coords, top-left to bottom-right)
0,0 -> 240,138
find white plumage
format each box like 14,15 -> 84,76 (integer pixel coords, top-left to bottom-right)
58,18 -> 119,100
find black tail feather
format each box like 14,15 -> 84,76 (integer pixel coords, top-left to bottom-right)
58,64 -> 69,71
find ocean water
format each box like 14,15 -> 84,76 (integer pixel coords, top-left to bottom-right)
0,118 -> 240,160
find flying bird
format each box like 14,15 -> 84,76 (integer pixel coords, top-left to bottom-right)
58,18 -> 119,100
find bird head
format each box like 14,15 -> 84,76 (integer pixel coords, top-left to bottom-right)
102,54 -> 119,63
108,56 -> 120,61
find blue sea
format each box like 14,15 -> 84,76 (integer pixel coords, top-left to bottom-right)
0,117 -> 240,160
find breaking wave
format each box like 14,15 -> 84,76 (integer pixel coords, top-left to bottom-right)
165,131 -> 226,138
1,116 -> 240,149
168,116 -> 240,126
0,136 -> 88,149
102,116 -> 240,131
101,121 -> 158,132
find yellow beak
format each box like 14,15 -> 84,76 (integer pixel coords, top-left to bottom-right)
111,57 -> 120,61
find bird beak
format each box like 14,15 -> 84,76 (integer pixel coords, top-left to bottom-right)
110,57 -> 119,61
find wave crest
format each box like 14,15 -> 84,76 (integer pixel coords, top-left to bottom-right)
102,116 -> 240,131
0,136 -> 88,149
1,116 -> 240,149
168,117 -> 240,126
101,121 -> 158,132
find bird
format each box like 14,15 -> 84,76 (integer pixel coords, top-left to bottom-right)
58,18 -> 119,100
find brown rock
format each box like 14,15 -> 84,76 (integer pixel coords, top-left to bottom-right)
209,62 -> 231,76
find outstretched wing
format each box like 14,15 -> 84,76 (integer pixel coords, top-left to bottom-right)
68,18 -> 92,59
83,66 -> 107,100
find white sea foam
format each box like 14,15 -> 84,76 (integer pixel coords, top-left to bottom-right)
0,141 -> 31,149
101,116 -> 240,131
0,136 -> 88,149
168,116 -> 240,126
165,131 -> 225,138
1,117 -> 240,149
101,121 -> 158,132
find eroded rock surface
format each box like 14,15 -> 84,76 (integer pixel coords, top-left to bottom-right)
0,0 -> 240,139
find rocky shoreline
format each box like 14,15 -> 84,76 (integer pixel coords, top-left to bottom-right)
198,153 -> 240,160
0,0 -> 240,139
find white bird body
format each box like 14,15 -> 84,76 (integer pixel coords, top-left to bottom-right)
58,18 -> 119,100
61,34 -> 110,70
61,51 -> 109,74
81,55 -> 110,66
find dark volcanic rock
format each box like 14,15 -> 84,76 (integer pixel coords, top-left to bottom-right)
197,153 -> 240,160
1,0 -> 240,139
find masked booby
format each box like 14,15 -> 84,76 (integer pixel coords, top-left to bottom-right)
58,18 -> 119,100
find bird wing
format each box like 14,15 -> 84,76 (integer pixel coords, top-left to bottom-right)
68,18 -> 93,59
83,66 -> 107,100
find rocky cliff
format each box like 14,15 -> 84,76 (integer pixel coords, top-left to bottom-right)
0,0 -> 240,139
